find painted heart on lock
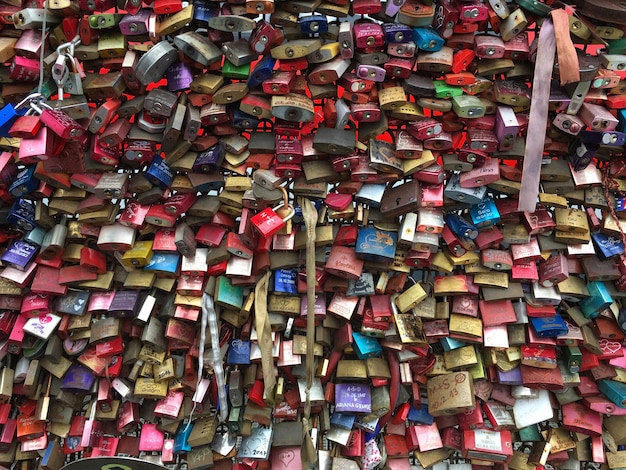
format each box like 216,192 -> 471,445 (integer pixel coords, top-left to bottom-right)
600,338 -> 622,355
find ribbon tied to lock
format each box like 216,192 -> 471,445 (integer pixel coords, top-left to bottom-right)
519,8 -> 579,212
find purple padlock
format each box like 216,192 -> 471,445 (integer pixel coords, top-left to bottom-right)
335,383 -> 372,414
166,62 -> 194,92
192,144 -> 225,172
497,366 -> 523,386
108,290 -> 141,317
61,364 -> 97,393
1,239 -> 38,270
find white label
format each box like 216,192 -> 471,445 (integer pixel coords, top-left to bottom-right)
23,313 -> 61,340
473,429 -> 502,452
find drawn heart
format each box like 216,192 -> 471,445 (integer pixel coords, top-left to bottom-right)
600,338 -> 621,354
279,450 -> 295,468
565,321 -> 580,334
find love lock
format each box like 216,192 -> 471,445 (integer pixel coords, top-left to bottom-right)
250,186 -> 295,238
29,99 -> 85,141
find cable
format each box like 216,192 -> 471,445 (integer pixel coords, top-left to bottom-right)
37,0 -> 49,96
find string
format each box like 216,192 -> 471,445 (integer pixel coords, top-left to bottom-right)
183,293 -> 209,432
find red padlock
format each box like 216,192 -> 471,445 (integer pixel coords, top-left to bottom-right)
8,113 -> 41,139
250,187 -> 294,238
80,246 -> 107,274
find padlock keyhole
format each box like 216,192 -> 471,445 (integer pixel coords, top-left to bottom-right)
396,197 -> 401,205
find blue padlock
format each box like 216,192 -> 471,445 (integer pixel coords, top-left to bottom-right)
598,379 -> 626,409
173,422 -> 193,454
579,281 -> 613,319
408,405 -> 434,425
192,0 -> 219,27
352,332 -> 383,359
413,27 -> 445,52
9,165 -> 39,198
7,198 -> 36,231
233,109 -> 262,130
299,14 -> 329,35
144,253 -> 181,277
355,227 -> 397,263
0,94 -> 31,137
246,55 -> 277,89
382,23 -> 413,43
592,232 -> 624,260
529,313 -> 569,337
23,226 -> 46,246
331,412 -> 356,430
365,422 -> 381,441
444,213 -> 479,240
145,155 -> 174,189
189,173 -> 224,192
273,269 -> 298,295
469,196 -> 501,228
617,108 -> 626,132
227,339 -> 251,365
440,337 -> 467,352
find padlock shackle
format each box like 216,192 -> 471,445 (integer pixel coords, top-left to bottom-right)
274,186 -> 295,223
56,35 -> 82,58
278,185 -> 289,209
15,92 -> 44,110
29,101 -> 43,114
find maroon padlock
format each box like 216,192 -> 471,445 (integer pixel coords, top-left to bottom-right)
32,101 -> 85,141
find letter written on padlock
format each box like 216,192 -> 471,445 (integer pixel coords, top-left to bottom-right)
251,205 -> 293,238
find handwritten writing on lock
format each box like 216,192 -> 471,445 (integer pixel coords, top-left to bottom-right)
335,383 -> 372,414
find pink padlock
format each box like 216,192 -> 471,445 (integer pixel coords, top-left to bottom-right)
17,126 -> 63,164
31,100 -> 85,141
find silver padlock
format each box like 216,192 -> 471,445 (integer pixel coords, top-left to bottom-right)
135,40 -> 179,85
173,31 -> 222,66
444,173 -> 487,205
13,8 -> 60,29
354,183 -> 386,208
141,316 -> 167,352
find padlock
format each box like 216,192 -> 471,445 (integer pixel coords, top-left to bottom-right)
250,187 -> 295,238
